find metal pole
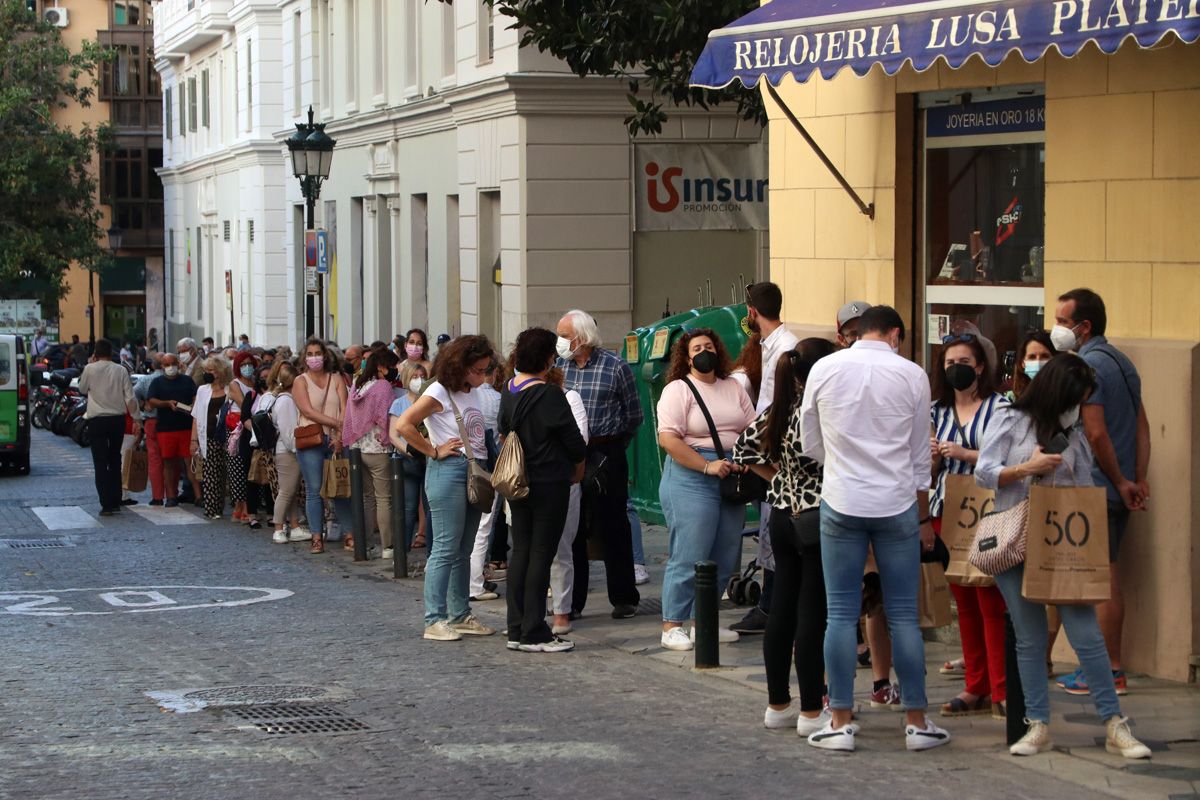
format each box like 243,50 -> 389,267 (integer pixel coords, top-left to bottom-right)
693,560 -> 720,669
348,448 -> 368,562
1005,612 -> 1026,745
390,454 -> 408,578
306,188 -> 320,341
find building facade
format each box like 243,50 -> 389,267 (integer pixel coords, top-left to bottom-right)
155,0 -> 767,351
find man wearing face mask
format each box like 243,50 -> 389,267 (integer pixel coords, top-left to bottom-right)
177,337 -> 205,385
1051,288 -> 1150,698
800,305 -> 951,752
146,352 -> 198,508
556,308 -> 643,619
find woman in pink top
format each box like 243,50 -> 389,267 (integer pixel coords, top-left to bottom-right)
656,328 -> 756,652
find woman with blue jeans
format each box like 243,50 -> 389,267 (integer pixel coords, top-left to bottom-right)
292,338 -> 350,554
390,361 -> 430,553
975,353 -> 1149,759
396,335 -> 497,642
656,328 -> 756,652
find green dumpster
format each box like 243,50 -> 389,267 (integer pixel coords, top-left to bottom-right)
625,303 -> 756,524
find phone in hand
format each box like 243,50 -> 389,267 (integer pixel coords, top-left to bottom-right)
1044,432 -> 1070,455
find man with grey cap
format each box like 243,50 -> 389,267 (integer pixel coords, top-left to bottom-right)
836,300 -> 871,348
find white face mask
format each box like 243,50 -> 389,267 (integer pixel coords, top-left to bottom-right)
164,366 -> 180,378
556,336 -> 576,360
1049,324 -> 1078,352
1059,405 -> 1081,431
179,350 -> 193,365
408,378 -> 423,394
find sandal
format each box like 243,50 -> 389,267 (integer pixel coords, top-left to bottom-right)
940,695 -> 991,717
310,535 -> 324,554
248,519 -> 262,530
411,533 -> 426,550
343,534 -> 354,550
940,658 -> 966,675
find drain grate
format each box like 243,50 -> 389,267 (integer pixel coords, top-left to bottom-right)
0,538 -> 72,549
227,703 -> 370,735
183,685 -> 330,706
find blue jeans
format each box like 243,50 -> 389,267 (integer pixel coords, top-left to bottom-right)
627,497 -> 646,566
398,454 -> 424,551
423,455 -> 482,627
295,439 -> 351,538
659,450 -> 745,623
820,501 -> 927,711
993,564 -> 1121,723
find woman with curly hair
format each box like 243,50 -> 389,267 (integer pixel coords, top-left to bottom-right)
655,328 -> 756,651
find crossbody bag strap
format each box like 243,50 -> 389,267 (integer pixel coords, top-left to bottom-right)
1094,346 -> 1139,411
681,376 -> 725,461
445,393 -> 473,458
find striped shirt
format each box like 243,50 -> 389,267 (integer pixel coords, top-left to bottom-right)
929,392 -> 1008,519
558,347 -> 643,440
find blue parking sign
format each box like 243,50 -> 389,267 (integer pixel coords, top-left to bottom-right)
317,229 -> 328,274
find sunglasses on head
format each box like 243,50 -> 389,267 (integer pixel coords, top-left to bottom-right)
942,333 -> 976,345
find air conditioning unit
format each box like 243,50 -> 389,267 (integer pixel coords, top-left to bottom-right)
44,7 -> 69,27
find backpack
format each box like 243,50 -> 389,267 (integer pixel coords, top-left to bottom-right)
251,395 -> 279,452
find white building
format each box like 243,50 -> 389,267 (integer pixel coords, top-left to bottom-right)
156,0 -> 767,350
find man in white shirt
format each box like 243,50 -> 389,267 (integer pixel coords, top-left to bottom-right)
799,305 -> 950,753
78,339 -> 140,516
732,282 -> 798,635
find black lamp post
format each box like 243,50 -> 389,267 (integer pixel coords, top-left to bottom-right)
286,107 -> 337,339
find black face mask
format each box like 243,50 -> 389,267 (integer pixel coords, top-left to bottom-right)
343,363 -> 355,376
691,350 -> 717,375
384,368 -> 398,384
945,363 -> 978,392
202,373 -> 215,384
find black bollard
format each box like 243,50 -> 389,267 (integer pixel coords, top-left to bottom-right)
390,454 -> 407,578
693,560 -> 720,669
1005,612 -> 1026,745
348,448 -> 368,562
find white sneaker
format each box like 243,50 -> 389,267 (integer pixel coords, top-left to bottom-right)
633,564 -> 650,585
423,620 -> 462,641
506,640 -> 520,651
661,626 -> 694,651
451,614 -> 495,636
807,721 -> 859,752
288,527 -> 311,542
381,547 -> 394,560
763,700 -> 800,730
905,720 -> 952,751
518,636 -> 575,653
470,591 -> 499,602
272,530 -> 288,544
796,709 -> 833,737
551,623 -> 573,636
1105,716 -> 1151,759
689,626 -> 740,644
1009,720 -> 1052,756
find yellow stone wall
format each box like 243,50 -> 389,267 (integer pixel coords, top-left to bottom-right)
767,40 -> 1200,682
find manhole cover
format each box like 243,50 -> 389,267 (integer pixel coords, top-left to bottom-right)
227,703 -> 370,735
0,538 -> 72,549
184,685 -> 330,705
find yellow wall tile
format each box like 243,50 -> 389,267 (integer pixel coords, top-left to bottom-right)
784,259 -> 846,325
1046,94 -> 1154,181
1154,90 -> 1200,179
996,53 -> 1045,86
814,65 -> 895,117
1107,38 -> 1200,94
1107,179 -> 1200,264
783,115 -> 846,190
769,188 -> 815,259
1151,263 -> 1200,340
1045,182 -> 1106,262
1045,43 -> 1108,98
1043,261 -> 1153,338
896,63 -> 939,94
814,188 -> 894,260
844,259 -> 896,307
764,74 -> 817,121
936,53 -> 997,90
844,112 -> 896,189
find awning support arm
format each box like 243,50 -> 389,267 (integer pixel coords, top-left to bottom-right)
766,83 -> 875,220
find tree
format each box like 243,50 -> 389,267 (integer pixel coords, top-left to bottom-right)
0,0 -> 110,300
476,0 -> 763,136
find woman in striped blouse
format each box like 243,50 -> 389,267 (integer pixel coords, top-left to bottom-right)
929,333 -> 1008,719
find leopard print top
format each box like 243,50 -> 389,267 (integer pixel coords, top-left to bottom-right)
732,398 -> 823,515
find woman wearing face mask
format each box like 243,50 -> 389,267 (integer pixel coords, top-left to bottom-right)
344,348 -> 402,559
396,335 -> 497,641
975,354 -> 1150,759
401,328 -> 433,375
1008,331 -> 1058,401
292,337 -> 351,554
189,355 -> 235,520
656,328 -> 757,651
267,361 -> 309,545
243,363 -> 276,530
228,351 -> 260,523
389,360 -> 431,554
929,333 -> 1009,720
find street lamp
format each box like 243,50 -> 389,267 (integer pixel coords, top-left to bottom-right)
287,106 -> 337,339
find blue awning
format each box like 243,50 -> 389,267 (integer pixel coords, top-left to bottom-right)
691,0 -> 1200,89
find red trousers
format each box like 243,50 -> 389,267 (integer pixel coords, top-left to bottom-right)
950,582 -> 1007,702
145,419 -> 165,501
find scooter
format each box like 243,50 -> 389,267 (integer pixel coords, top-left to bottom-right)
66,401 -> 90,448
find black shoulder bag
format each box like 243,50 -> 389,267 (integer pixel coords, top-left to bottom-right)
681,376 -> 767,505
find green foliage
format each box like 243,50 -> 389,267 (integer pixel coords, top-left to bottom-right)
475,0 -> 764,136
0,0 -> 111,299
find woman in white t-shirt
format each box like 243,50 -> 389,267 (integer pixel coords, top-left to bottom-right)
265,362 -> 308,545
395,334 -> 498,642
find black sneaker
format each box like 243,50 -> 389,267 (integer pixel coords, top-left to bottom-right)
164,498 -> 179,508
730,606 -> 769,634
121,498 -> 138,506
611,604 -> 637,619
99,508 -> 118,517
149,499 -> 163,507
483,580 -> 499,593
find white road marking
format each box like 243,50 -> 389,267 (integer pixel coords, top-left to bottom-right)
127,505 -> 208,525
0,585 -> 294,616
31,506 -> 100,530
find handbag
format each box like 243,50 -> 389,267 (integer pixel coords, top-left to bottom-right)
295,375 -> 332,450
967,497 -> 1030,576
681,376 -> 767,505
446,394 -> 495,513
491,391 -> 544,501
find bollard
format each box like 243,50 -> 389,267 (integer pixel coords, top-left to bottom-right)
1005,612 -> 1026,745
389,454 -> 408,578
348,448 -> 368,562
693,560 -> 720,669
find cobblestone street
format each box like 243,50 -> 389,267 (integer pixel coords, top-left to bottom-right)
1,430 -> 1196,800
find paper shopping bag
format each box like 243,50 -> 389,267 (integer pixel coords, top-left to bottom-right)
918,561 -> 953,629
320,457 -> 352,499
941,474 -> 997,587
248,450 -> 271,485
1022,483 -> 1110,605
122,448 -> 148,493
